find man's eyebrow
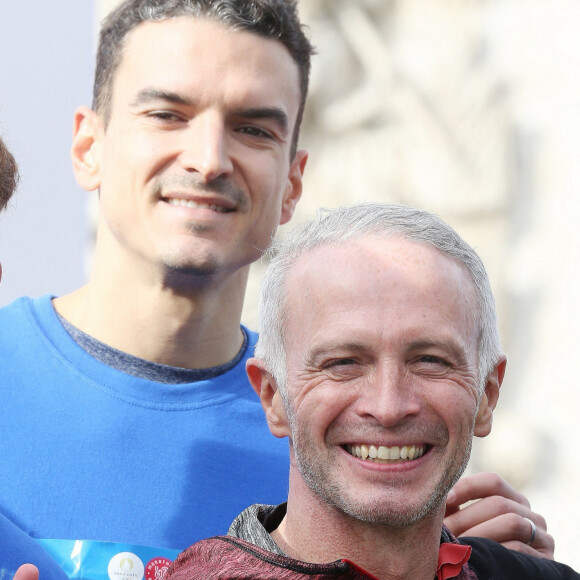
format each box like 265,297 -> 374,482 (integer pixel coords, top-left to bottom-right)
130,88 -> 193,108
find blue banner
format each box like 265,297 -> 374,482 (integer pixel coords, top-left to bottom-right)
36,539 -> 180,580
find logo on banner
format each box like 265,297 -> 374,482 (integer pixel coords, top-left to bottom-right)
145,557 -> 172,580
108,552 -> 145,580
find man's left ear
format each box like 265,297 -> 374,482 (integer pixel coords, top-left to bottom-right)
279,149 -> 308,225
474,356 -> 507,437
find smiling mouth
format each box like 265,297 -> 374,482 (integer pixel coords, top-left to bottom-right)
165,198 -> 234,213
344,444 -> 428,463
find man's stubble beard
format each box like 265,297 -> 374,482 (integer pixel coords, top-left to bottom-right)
152,174 -> 252,283
288,410 -> 474,529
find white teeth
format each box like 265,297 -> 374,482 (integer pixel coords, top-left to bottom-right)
346,443 -> 426,462
377,446 -> 389,460
167,198 -> 229,212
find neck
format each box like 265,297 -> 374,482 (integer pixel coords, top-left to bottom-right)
54,246 -> 250,369
272,471 -> 443,580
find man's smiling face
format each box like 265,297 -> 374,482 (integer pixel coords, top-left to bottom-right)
278,237 -> 489,527
80,17 -> 306,278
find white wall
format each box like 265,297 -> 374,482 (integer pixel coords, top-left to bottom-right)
0,1 -> 94,306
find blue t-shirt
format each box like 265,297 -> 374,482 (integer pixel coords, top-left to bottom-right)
0,512 -> 67,580
0,296 -> 289,576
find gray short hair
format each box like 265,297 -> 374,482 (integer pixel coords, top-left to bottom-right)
255,202 -> 503,396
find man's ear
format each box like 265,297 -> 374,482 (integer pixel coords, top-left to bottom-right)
279,149 -> 308,226
474,356 -> 507,437
247,358 -> 291,439
71,106 -> 103,192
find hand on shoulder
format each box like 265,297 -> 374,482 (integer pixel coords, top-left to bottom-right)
444,472 -> 554,560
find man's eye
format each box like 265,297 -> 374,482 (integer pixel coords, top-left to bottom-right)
418,355 -> 450,367
236,126 -> 273,139
323,358 -> 357,369
147,111 -> 184,122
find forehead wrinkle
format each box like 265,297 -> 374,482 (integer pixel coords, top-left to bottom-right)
116,18 -> 301,119
290,255 -> 477,362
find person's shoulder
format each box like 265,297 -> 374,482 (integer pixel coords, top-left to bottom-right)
0,294 -> 55,336
0,294 -> 52,317
0,294 -> 30,314
166,535 -> 357,580
461,537 -> 580,578
165,535 -> 276,580
0,295 -> 34,331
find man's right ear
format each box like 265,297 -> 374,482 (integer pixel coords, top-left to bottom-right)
71,106 -> 103,192
246,358 -> 290,439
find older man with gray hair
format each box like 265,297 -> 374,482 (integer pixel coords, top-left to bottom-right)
166,203 -> 577,579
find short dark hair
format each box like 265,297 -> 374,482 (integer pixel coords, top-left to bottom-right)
93,0 -> 314,157
0,136 -> 18,212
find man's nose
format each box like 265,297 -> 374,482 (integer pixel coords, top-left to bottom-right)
356,363 -> 422,427
179,112 -> 234,182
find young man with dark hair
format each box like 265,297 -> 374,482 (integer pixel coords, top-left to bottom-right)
1,0 -> 310,571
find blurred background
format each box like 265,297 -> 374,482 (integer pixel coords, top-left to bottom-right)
1,0 -> 578,569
